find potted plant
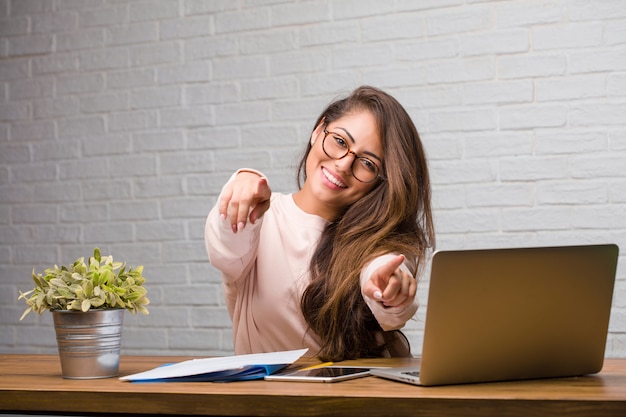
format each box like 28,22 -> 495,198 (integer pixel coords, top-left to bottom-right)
18,247 -> 150,379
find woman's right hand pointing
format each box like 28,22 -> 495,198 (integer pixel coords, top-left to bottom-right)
218,171 -> 271,233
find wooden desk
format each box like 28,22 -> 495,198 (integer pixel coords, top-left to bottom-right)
1,354 -> 626,417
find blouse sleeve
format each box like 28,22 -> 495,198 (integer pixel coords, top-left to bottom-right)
204,169 -> 267,284
359,254 -> 419,331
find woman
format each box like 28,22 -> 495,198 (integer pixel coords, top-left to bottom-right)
205,86 -> 435,361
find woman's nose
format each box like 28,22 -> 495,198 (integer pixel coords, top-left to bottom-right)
334,151 -> 356,174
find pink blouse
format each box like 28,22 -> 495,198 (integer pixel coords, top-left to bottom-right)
204,176 -> 418,356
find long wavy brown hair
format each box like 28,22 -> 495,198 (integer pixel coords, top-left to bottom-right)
297,86 -> 435,361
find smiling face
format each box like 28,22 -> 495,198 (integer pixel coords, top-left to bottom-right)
293,109 -> 383,221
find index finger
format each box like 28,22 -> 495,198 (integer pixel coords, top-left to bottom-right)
218,184 -> 234,219
376,254 -> 405,279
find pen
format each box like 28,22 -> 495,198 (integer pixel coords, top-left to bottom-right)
300,361 -> 334,371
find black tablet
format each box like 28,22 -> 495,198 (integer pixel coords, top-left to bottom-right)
264,366 -> 371,383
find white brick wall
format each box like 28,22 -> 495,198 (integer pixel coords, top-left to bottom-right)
1,0 -> 625,359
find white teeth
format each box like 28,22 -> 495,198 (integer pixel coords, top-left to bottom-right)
323,168 -> 347,188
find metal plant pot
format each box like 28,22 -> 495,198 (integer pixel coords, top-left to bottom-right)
52,309 -> 124,379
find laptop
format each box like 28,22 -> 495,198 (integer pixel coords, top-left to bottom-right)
371,244 -> 619,386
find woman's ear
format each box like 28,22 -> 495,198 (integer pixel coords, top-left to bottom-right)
311,119 -> 325,145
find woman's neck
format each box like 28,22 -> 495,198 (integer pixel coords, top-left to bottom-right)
292,189 -> 340,222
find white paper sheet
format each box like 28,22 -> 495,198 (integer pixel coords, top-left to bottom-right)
119,348 -> 308,381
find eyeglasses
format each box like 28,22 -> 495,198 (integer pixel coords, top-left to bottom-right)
322,129 -> 384,183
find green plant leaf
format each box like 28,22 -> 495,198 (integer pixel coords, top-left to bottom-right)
135,295 -> 150,306
31,271 -> 46,288
100,269 -> 114,285
110,285 -> 126,296
49,278 -> 68,288
124,292 -> 140,302
69,284 -> 84,299
35,292 -> 44,309
17,289 -> 33,301
18,247 -> 149,317
56,287 -> 73,299
19,308 -> 32,321
89,256 -> 99,271
90,297 -> 105,308
83,280 -> 94,298
45,289 -> 55,305
114,293 -> 124,308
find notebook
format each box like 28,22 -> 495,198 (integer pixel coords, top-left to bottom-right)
371,244 -> 619,386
